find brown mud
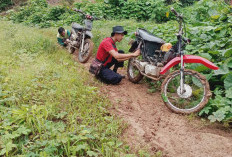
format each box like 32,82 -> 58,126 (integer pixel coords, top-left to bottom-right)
47,0 -> 61,5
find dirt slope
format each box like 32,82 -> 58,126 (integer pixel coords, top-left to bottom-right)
79,56 -> 232,157
47,0 -> 61,5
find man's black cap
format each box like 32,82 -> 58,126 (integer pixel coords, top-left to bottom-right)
112,26 -> 127,35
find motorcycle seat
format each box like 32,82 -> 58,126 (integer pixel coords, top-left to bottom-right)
138,29 -> 165,44
72,22 -> 84,30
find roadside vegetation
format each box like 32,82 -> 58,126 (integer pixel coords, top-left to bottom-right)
0,21 -> 154,156
0,0 -> 232,155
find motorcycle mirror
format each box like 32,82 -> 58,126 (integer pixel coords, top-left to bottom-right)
135,31 -> 139,36
73,8 -> 78,11
77,9 -> 83,13
86,15 -> 93,20
94,17 -> 100,20
183,37 -> 191,44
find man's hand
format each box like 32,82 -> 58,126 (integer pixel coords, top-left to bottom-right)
109,49 -> 140,62
133,49 -> 140,57
64,39 -> 70,44
73,8 -> 78,12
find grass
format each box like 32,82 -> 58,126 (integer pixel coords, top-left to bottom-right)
0,20 -> 130,156
0,18 -> 165,156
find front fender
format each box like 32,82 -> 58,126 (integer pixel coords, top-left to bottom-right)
85,31 -> 93,38
160,55 -> 219,75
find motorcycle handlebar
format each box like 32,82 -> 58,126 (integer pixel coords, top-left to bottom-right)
73,8 -> 85,14
93,17 -> 100,20
183,37 -> 191,44
73,8 -> 99,20
171,7 -> 178,16
170,7 -> 183,19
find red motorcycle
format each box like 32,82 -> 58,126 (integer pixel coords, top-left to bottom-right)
127,8 -> 219,114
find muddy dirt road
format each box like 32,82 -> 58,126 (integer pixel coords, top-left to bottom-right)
80,56 -> 232,157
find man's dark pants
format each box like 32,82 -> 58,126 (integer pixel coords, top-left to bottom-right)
98,50 -> 124,85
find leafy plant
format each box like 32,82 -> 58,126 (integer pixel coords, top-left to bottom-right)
0,0 -> 13,11
0,21 -> 138,156
165,0 -> 200,6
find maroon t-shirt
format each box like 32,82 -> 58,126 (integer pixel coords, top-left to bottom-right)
96,37 -> 118,66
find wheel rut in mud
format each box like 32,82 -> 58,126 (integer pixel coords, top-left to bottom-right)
80,57 -> 232,157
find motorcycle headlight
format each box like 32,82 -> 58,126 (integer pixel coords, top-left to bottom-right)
161,43 -> 172,52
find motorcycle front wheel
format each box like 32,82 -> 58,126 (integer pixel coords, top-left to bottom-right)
127,58 -> 143,83
161,69 -> 211,114
78,39 -> 93,63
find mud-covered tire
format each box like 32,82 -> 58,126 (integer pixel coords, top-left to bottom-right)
161,69 -> 211,114
127,58 -> 143,83
68,47 -> 75,54
78,39 -> 93,63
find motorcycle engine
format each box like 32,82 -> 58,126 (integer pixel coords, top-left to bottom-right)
135,61 -> 148,72
145,64 -> 161,76
70,30 -> 81,48
71,33 -> 77,41
135,60 -> 161,77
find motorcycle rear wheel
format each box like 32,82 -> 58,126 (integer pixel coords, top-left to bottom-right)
127,58 -> 143,83
78,39 -> 93,63
161,69 -> 211,114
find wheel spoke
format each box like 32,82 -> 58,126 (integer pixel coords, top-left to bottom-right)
163,70 -> 206,111
129,61 -> 140,78
81,42 -> 90,58
78,39 -> 93,63
127,59 -> 143,83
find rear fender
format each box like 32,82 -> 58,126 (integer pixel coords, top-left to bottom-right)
160,55 -> 219,75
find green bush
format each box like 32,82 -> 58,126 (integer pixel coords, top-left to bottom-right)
166,0 -> 200,6
47,6 -> 66,21
10,0 -> 48,23
75,0 -> 170,22
10,0 -> 73,27
29,0 -> 48,7
0,0 -> 13,11
9,0 -> 186,25
182,0 -> 232,124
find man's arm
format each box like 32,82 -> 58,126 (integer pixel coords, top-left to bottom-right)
57,37 -> 64,46
108,49 -> 140,61
67,30 -> 71,38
